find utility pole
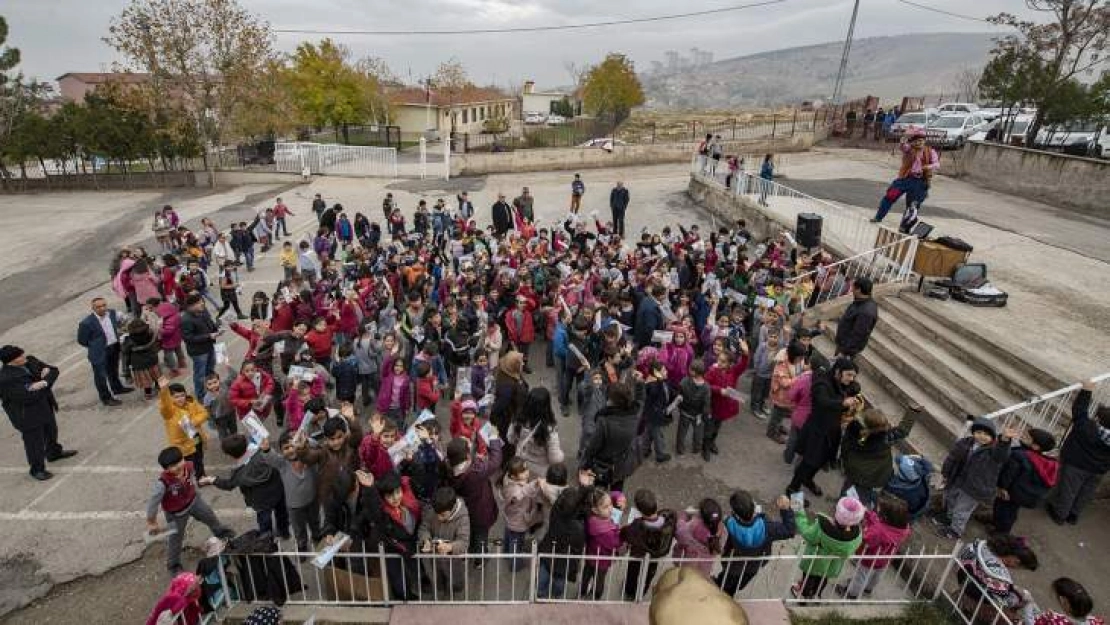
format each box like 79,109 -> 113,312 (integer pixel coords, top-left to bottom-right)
831,0 -> 860,105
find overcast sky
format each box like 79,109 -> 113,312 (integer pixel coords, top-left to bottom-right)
6,0 -> 1039,89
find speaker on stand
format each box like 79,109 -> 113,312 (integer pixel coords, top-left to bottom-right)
796,212 -> 823,249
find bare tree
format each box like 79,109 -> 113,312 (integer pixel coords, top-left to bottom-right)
952,66 -> 984,102
563,60 -> 586,88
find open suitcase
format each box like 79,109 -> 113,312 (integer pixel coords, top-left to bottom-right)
939,263 -> 1008,307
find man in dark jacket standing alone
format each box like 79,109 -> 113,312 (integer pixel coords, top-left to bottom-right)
634,285 -> 667,349
609,181 -> 630,238
1046,379 -> 1110,524
0,345 -> 77,480
835,277 -> 878,358
181,294 -> 220,398
491,193 -> 513,236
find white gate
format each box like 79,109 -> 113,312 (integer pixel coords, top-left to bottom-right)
274,142 -> 398,177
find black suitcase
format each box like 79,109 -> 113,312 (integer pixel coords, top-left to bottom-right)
935,236 -> 973,252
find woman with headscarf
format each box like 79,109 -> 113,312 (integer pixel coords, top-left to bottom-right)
490,350 -> 528,434
145,572 -> 203,625
787,358 -> 862,497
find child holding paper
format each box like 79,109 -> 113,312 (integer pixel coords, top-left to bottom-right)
157,376 -> 211,477
704,344 -> 750,458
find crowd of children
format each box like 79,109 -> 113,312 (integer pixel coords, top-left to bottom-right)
125,185 -> 1106,621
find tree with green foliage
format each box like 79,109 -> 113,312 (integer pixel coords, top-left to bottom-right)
582,53 -> 644,129
985,0 -> 1110,142
551,96 -> 575,118
286,38 -> 389,143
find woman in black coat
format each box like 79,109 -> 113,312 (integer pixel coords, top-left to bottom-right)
786,358 -> 862,497
581,375 -> 645,491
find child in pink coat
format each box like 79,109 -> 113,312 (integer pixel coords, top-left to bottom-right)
674,498 -> 726,577
660,332 -> 695,390
836,496 -> 912,599
580,488 -> 625,600
156,300 -> 185,377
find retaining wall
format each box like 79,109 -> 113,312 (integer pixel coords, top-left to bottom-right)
0,171 -> 196,192
957,141 -> 1109,215
451,134 -> 815,177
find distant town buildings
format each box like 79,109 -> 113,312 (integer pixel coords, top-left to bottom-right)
56,72 -> 151,103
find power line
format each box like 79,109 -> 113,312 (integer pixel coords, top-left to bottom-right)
274,0 -> 789,36
894,0 -> 994,24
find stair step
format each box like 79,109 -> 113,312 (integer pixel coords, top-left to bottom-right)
812,334 -> 966,449
886,292 -> 1063,395
874,312 -> 1022,411
824,317 -> 993,422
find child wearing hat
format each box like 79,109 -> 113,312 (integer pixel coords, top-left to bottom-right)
934,417 -> 1016,540
792,496 -> 865,599
989,428 -> 1058,534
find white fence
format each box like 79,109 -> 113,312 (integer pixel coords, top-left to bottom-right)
211,542 -> 1013,623
692,159 -> 892,257
983,373 -> 1110,440
275,142 -> 398,177
791,234 -> 920,311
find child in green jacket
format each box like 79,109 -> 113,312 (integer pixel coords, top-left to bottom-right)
792,496 -> 865,599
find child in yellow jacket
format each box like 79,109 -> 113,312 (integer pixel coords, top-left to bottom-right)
279,241 -> 297,281
158,375 -> 211,477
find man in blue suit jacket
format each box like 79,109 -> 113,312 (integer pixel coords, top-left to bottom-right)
76,297 -> 133,406
634,284 -> 668,349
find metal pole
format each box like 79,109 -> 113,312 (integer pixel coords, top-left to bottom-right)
443,134 -> 451,180
771,115 -> 778,139
831,0 -> 860,104
791,109 -> 798,136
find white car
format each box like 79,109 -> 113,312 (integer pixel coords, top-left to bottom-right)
889,111 -> 936,138
545,114 -> 567,126
578,138 -> 627,149
937,102 -> 981,116
927,113 -> 989,148
524,113 -> 546,125
1035,121 -> 1104,156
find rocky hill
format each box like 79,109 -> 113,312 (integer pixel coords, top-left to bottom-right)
643,32 -> 997,108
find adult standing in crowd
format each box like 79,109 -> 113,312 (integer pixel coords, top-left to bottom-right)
610,181 -> 630,238
181,295 -> 220,398
0,345 -> 77,481
515,187 -> 535,224
835,277 -> 877,359
491,193 -> 513,237
1047,379 -> 1110,525
634,285 -> 667,349
77,297 -> 133,406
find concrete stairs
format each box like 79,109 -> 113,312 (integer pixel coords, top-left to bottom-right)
812,289 -> 1065,460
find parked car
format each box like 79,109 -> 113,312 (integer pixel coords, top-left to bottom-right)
578,138 -> 627,149
926,113 -> 989,148
936,102 -> 981,116
524,113 -> 546,125
545,114 -> 567,126
889,111 -> 935,139
1034,121 -> 1104,156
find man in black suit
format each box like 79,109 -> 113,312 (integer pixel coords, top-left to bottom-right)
609,181 -> 630,238
76,297 -> 133,406
0,345 -> 78,480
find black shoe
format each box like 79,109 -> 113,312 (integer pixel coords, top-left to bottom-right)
656,454 -> 672,464
30,470 -> 54,481
806,483 -> 824,497
707,441 -> 719,454
701,449 -> 712,462
47,450 -> 78,462
675,448 -> 685,456
116,387 -> 136,394
1066,513 -> 1079,525
103,398 -> 123,406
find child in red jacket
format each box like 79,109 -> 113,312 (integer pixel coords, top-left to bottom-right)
304,316 -> 336,367
580,487 -> 626,600
414,361 -> 440,412
836,496 -> 912,599
504,294 -> 536,373
450,397 -> 487,457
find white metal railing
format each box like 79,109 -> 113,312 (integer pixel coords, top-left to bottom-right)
211,539 -> 1012,622
982,373 -> 1110,440
692,162 -> 891,256
275,142 -> 398,177
790,234 -> 920,311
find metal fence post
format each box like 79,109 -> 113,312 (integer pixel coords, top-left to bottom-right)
791,109 -> 798,136
528,540 -> 540,603
216,554 -> 234,611
771,115 -> 778,139
731,119 -> 736,140
933,542 -> 963,600
651,122 -> 656,145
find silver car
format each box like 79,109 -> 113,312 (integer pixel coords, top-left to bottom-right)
926,114 -> 988,148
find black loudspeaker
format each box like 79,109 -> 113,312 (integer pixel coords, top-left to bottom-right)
796,212 -> 823,248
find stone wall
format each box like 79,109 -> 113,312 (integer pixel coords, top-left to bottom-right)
195,170 -> 309,187
1,171 -> 196,192
957,141 -> 1109,215
451,134 -> 815,177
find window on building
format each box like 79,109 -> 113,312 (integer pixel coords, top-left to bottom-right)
463,110 -> 468,123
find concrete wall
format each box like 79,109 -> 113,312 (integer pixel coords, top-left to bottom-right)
451,134 -> 815,176
195,170 -> 309,187
1,171 -> 195,192
686,173 -> 855,260
958,141 -> 1109,214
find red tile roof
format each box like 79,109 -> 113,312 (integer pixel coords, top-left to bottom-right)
57,72 -> 152,84
389,85 -> 512,107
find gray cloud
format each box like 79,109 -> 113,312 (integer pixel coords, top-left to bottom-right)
6,0 -> 1036,89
